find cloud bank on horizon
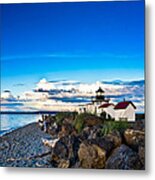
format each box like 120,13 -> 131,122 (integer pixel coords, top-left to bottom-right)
1,78 -> 145,113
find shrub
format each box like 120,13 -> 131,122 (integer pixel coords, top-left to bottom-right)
55,112 -> 78,125
73,113 -> 90,133
73,112 -> 104,133
101,121 -> 129,136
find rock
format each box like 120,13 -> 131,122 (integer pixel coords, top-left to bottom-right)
42,138 -> 59,148
72,161 -> 81,168
106,131 -> 122,148
124,129 -> 145,150
55,112 -> 77,126
52,140 -> 69,160
58,123 -> 74,138
78,127 -> 91,141
0,123 -> 53,167
79,125 -> 103,141
48,123 -> 60,137
84,115 -> 103,127
39,115 -> 56,133
90,137 -> 115,155
58,159 -> 70,168
51,135 -> 80,168
0,140 -> 10,150
138,145 -> 145,167
105,144 -> 143,170
132,120 -> 145,131
78,142 -> 106,168
88,125 -> 103,139
38,119 -> 44,130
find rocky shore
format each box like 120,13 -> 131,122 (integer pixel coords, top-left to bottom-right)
0,112 -> 145,169
0,123 -> 53,167
39,112 -> 145,169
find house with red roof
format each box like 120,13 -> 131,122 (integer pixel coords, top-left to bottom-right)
78,87 -> 136,122
98,101 -> 136,121
98,103 -> 115,119
114,101 -> 136,121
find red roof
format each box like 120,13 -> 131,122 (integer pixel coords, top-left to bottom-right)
99,103 -> 114,108
114,101 -> 136,110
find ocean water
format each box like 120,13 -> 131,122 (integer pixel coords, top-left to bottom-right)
0,114 -> 42,136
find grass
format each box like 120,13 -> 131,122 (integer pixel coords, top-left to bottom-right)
73,113 -> 93,133
101,121 -> 129,136
55,112 -> 78,125
55,112 -> 130,135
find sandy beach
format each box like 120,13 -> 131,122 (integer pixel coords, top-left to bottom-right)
0,123 -> 53,168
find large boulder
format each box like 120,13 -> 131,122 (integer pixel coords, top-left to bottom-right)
78,126 -> 91,141
105,144 -> 143,170
52,140 -> 69,159
89,137 -> 115,155
79,125 -> 103,141
106,131 -> 122,148
124,129 -> 145,150
58,123 -> 74,138
78,142 -> 106,169
51,135 -> 80,167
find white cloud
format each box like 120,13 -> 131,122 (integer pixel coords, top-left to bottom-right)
1,90 -> 15,101
1,78 -> 145,113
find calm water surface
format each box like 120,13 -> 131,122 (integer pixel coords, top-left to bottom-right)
0,114 -> 42,135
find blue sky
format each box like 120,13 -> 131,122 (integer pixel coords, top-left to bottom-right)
1,1 -> 145,93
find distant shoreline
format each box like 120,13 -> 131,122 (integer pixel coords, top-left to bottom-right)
0,111 -> 59,115
1,111 -> 145,115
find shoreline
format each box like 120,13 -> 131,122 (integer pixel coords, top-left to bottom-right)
0,113 -> 145,169
0,122 -> 53,167
0,111 -> 59,115
0,122 -> 37,137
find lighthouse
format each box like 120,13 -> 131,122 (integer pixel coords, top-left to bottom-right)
92,87 -> 109,106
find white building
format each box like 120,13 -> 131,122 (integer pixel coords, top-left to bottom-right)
114,101 -> 136,122
98,103 -> 115,119
78,87 -> 108,114
77,87 -> 136,122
